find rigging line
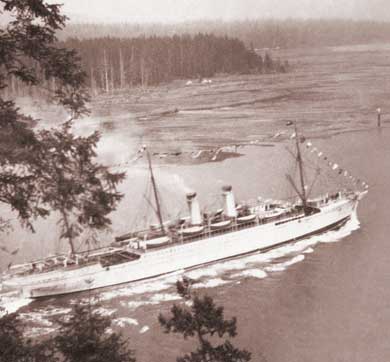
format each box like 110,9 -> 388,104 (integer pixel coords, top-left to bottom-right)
131,180 -> 151,230
143,193 -> 158,216
142,178 -> 154,228
307,168 -> 321,199
146,150 -> 165,232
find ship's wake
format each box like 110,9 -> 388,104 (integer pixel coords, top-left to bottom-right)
81,211 -> 361,309
0,290 -> 32,318
0,212 -> 361,337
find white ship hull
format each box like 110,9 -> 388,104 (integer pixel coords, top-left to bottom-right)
3,196 -> 359,298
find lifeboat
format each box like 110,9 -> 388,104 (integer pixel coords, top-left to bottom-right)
262,208 -> 285,219
145,236 -> 171,249
237,214 -> 257,223
178,225 -> 205,236
210,219 -> 232,230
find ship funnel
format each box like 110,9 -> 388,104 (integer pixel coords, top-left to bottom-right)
222,185 -> 237,218
186,192 -> 202,225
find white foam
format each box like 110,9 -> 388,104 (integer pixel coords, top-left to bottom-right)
231,269 -> 267,279
303,247 -> 314,254
125,301 -> 154,310
192,278 -> 230,289
150,293 -> 181,303
114,317 -> 139,327
318,213 -> 360,243
139,325 -> 150,334
185,267 -> 219,280
95,307 -> 117,317
19,311 -> 54,327
265,254 -> 305,273
0,291 -> 32,317
97,274 -> 177,302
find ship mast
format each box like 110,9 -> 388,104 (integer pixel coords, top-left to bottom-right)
294,123 -> 308,210
146,150 -> 165,233
286,123 -> 309,214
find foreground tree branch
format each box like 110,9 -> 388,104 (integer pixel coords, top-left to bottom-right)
159,278 -> 252,362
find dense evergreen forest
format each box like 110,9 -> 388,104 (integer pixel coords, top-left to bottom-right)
3,34 -> 285,97
65,34 -> 285,92
59,19 -> 390,48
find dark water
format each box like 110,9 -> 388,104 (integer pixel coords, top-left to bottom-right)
1,126 -> 389,362
1,43 -> 390,362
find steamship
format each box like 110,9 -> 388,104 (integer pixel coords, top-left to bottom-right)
1,127 -> 367,298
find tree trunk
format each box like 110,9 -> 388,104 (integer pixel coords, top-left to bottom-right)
119,48 -> 126,89
103,49 -> 109,93
61,209 -> 76,256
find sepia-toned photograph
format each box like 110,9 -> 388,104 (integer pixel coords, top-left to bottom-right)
0,1 -> 388,361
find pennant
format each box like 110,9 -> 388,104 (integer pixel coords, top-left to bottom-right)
332,164 -> 339,170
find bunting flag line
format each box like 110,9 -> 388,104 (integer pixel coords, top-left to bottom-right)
301,139 -> 369,190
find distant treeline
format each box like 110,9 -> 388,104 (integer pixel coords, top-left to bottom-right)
2,34 -> 286,98
59,19 -> 390,48
2,34 -> 282,99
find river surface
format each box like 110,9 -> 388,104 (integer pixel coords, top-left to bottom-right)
1,44 -> 390,362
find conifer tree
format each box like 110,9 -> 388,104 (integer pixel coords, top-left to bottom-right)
54,304 -> 136,362
0,0 -> 124,246
159,278 -> 251,362
0,311 -> 57,362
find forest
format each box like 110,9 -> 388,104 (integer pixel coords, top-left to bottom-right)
59,19 -> 390,49
3,33 -> 285,97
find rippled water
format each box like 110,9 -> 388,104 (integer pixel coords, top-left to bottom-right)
1,43 -> 390,362
2,125 -> 388,361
